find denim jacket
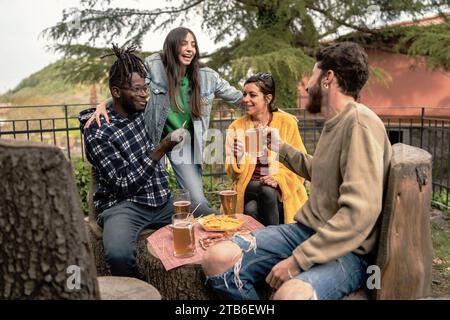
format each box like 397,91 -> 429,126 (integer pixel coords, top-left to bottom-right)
143,53 -> 243,154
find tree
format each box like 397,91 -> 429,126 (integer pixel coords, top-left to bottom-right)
44,0 -> 450,108
0,140 -> 100,299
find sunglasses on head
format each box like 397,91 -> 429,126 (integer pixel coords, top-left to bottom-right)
254,72 -> 272,80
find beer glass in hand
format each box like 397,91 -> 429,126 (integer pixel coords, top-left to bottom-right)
173,189 -> 191,214
245,127 -> 264,158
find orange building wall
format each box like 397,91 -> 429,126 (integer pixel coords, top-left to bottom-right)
298,48 -> 450,118
360,49 -> 450,117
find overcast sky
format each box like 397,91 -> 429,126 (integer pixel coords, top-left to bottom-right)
0,0 -> 221,94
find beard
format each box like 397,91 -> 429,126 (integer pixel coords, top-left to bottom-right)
120,95 -> 138,115
305,81 -> 323,114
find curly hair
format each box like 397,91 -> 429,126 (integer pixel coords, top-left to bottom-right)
316,42 -> 369,100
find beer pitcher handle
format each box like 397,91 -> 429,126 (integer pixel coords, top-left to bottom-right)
189,223 -> 196,250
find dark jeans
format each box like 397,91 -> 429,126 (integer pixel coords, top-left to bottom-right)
244,181 -> 284,226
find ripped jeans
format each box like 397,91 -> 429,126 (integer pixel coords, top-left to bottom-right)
205,223 -> 368,300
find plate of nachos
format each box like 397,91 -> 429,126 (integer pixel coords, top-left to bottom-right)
198,214 -> 246,232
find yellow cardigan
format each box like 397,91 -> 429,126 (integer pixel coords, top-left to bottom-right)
225,111 -> 308,224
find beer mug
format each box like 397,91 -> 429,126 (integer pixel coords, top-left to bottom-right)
172,212 -> 196,258
245,128 -> 264,158
172,189 -> 191,214
220,190 -> 237,216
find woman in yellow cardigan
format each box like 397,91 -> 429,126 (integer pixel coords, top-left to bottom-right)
225,73 -> 308,225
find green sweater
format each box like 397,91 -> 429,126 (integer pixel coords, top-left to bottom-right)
163,76 -> 192,136
279,102 -> 392,271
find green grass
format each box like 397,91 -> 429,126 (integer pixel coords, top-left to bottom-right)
433,191 -> 450,214
431,224 -> 450,279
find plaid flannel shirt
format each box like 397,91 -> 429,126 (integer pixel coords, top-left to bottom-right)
79,107 -> 170,212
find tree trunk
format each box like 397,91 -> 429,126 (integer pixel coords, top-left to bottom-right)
0,140 -> 100,299
137,241 -> 217,300
375,143 -> 433,299
97,276 -> 161,300
85,218 -> 111,277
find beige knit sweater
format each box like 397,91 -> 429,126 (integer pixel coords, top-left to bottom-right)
278,102 -> 392,271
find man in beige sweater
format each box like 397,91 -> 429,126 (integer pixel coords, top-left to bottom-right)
202,42 -> 392,300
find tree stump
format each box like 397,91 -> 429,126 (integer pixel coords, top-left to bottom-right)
0,140 -> 100,299
98,276 -> 161,300
137,241 -> 217,300
374,143 -> 433,299
85,171 -> 111,277
343,143 -> 433,300
85,217 -> 111,277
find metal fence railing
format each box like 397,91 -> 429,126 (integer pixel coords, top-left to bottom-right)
0,103 -> 448,209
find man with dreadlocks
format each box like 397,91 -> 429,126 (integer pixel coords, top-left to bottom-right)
79,44 -> 213,277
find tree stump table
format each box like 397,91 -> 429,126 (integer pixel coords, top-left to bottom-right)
144,214 -> 276,300
138,241 -> 216,300
98,276 -> 161,300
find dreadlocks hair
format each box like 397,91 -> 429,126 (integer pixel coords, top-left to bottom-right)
102,43 -> 148,89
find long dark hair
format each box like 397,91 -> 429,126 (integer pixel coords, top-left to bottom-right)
161,27 -> 202,118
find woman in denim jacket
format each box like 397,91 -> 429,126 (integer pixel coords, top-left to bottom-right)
85,27 -> 243,206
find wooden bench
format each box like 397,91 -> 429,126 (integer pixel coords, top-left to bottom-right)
0,140 -> 160,300
371,143 -> 433,299
87,143 -> 433,300
345,143 -> 433,299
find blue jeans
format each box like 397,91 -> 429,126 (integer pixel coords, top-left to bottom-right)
167,134 -> 210,206
206,223 -> 368,300
98,198 -> 213,277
